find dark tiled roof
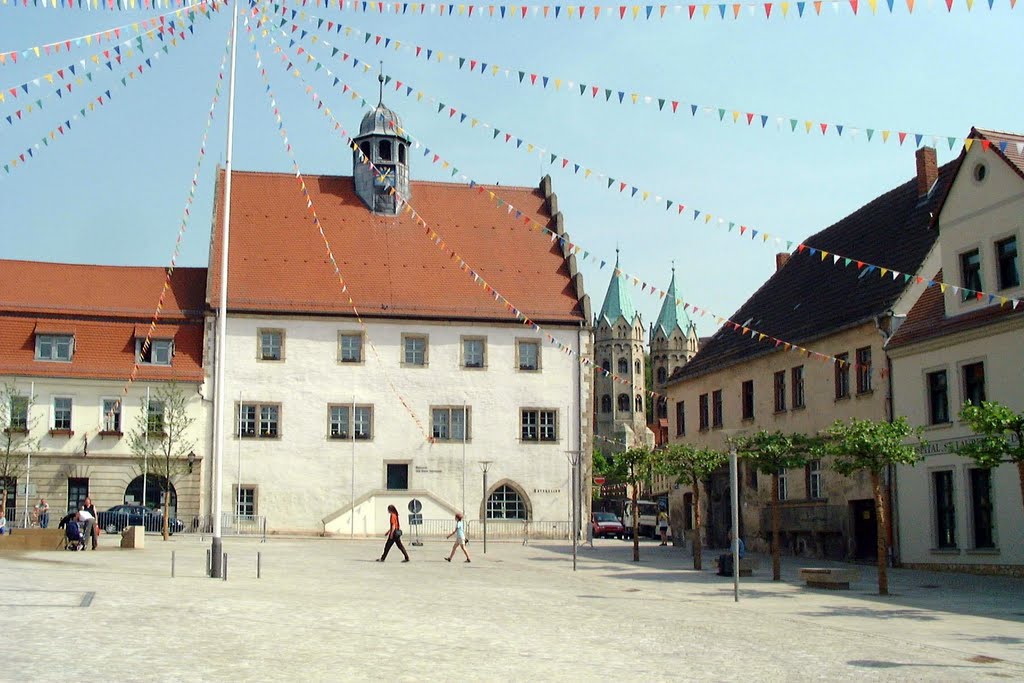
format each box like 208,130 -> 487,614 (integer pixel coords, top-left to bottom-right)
668,160 -> 957,383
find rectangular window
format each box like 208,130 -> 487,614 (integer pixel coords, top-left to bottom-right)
432,407 -> 470,441
712,389 -> 723,428
521,409 -> 557,442
969,468 -> 995,549
933,470 -> 957,549
927,370 -> 950,425
777,469 -> 788,502
962,362 -> 986,408
462,337 -> 485,369
807,460 -> 822,499
101,399 -> 121,433
675,401 -> 685,436
8,396 -> 29,431
402,335 -> 428,366
741,380 -> 754,420
67,477 -> 88,514
0,477 -> 16,524
258,329 -> 283,361
856,346 -> 872,394
387,463 -> 409,490
338,333 -> 363,363
238,402 -> 280,438
791,366 -> 805,409
146,400 -> 165,435
52,397 -> 72,431
996,236 -> 1020,290
774,370 -> 787,412
517,340 -> 540,371
960,249 -> 982,300
235,486 -> 256,518
35,334 -> 73,362
138,339 -> 173,366
698,394 -> 709,431
835,353 -> 850,399
328,405 -> 373,440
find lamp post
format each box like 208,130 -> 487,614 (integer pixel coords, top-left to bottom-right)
565,450 -> 582,572
729,441 -> 740,603
479,460 -> 492,554
187,451 -> 196,474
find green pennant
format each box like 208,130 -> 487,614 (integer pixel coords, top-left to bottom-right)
86,73 -> 94,82
728,222 -> 735,232
786,241 -> 793,251
458,57 -> 465,68
518,71 -> 525,83
578,83 -> 586,95
789,119 -> 797,132
844,258 -> 852,267
666,200 -> 673,210
437,102 -> 445,113
384,75 -> 392,85
866,129 -> 875,141
549,153 -> 556,164
718,108 -> 726,121
121,77 -> 127,86
364,33 -> 371,43
607,178 -> 614,188
947,136 -> 957,150
315,62 -> 322,71
492,129 -> 500,139
658,98 -> 665,110
604,89 -> 612,101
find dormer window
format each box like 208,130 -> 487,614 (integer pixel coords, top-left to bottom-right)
35,333 -> 74,362
138,339 -> 173,366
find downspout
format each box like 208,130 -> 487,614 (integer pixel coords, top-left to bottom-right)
876,312 -> 900,568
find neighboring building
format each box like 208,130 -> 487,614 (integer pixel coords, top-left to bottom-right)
593,252 -> 653,455
0,261 -> 207,524
662,148 -> 954,558
888,128 -> 1024,575
205,99 -> 593,535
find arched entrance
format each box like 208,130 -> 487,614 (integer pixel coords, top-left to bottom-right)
124,475 -> 177,516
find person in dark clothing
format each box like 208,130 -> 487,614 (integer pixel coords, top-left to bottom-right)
81,497 -> 98,550
717,530 -> 745,576
376,504 -> 410,562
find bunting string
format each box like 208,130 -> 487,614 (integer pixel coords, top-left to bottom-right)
0,1 -> 220,66
1,0 -> 223,13
246,15 -> 433,442
1,2 -> 214,178
271,12 -> 1024,312
271,0 -> 1021,153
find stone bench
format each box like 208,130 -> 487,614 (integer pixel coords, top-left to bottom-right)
717,556 -> 759,577
120,526 -> 145,549
799,567 -> 858,590
0,528 -> 66,551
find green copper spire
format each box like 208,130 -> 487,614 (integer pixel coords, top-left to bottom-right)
653,267 -> 693,338
597,249 -> 638,326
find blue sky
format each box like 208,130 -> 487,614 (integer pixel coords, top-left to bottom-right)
2,2 -> 1021,341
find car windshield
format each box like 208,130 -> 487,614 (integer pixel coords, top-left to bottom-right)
594,512 -> 618,522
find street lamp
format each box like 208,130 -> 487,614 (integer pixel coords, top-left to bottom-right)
722,429 -> 744,603
187,451 -> 196,474
479,460 -> 493,554
565,450 -> 583,572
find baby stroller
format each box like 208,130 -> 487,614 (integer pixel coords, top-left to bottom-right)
64,520 -> 85,551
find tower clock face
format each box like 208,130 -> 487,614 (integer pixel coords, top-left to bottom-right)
374,166 -> 394,188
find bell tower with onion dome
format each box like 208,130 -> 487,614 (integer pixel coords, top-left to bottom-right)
352,73 -> 411,215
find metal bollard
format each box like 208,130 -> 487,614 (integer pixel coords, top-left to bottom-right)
206,549 -> 211,576
171,551 -> 176,578
257,551 -> 261,579
223,553 -> 228,581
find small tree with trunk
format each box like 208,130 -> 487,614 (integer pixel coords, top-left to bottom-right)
653,443 -> 726,570
817,416 -> 922,596
735,430 -> 818,581
127,382 -> 196,540
0,383 -> 39,525
955,401 -> 1024,516
611,446 -> 654,562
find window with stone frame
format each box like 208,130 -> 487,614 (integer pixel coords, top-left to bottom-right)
712,389 -> 723,428
962,362 -> 986,408
7,396 -> 28,432
741,380 -> 754,420
791,365 -> 806,409
927,370 -> 950,425
462,337 -> 486,369
517,340 -> 540,371
856,346 -> 873,394
698,394 -> 709,431
834,353 -> 850,400
238,402 -> 280,438
675,401 -> 685,436
521,409 -> 557,442
996,236 -> 1020,290
774,370 -> 786,412
960,248 -> 982,300
258,329 -> 284,361
431,406 -> 470,441
52,397 -> 72,432
402,335 -> 428,366
328,405 -> 373,440
35,334 -> 74,362
339,333 -> 363,363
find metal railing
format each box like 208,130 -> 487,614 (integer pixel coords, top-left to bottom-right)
405,519 -> 571,541
185,514 -> 268,541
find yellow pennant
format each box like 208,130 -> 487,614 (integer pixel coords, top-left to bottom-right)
939,283 -> 947,293
868,0 -> 877,11
527,143 -> 534,152
555,79 -> 562,91
880,268 -> 888,277
882,130 -> 891,143
642,191 -> 649,201
631,93 -> 639,104
964,138 -> 974,151
781,2 -> 790,14
584,169 -> 592,178
702,3 -> 711,17
804,120 -> 813,133
633,5 -> 641,18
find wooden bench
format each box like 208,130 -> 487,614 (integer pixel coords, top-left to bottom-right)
120,526 -> 145,549
799,567 -> 858,590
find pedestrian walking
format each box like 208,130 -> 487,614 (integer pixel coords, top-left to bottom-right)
657,509 -> 670,546
81,496 -> 99,550
377,504 -> 410,562
35,498 -> 50,529
444,512 -> 471,563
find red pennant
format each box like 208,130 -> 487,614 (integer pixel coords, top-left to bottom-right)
764,2 -> 773,17
898,131 -> 908,145
688,4 -> 696,18
850,0 -> 859,12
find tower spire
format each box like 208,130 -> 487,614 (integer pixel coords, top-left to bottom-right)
378,62 -> 384,105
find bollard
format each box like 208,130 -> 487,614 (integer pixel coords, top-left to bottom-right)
223,553 -> 228,581
171,551 -> 176,578
206,549 -> 211,576
257,551 -> 261,579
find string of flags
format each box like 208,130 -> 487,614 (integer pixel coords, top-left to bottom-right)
267,7 -> 1024,313
247,17 -> 433,443
104,28 -> 232,432
0,1 -> 222,66
2,3 -> 212,178
271,0 -> 1022,153
1,0 -> 221,12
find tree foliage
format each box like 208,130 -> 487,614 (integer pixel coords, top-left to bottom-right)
611,447 -> 654,562
653,443 -> 725,570
0,383 -> 39,521
955,401 -> 1024,468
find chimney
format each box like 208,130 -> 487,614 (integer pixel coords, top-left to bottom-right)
916,146 -> 938,197
775,252 -> 791,272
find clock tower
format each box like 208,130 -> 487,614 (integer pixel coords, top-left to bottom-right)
352,75 -> 411,215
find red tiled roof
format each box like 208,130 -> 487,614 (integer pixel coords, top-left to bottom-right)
208,171 -> 586,324
0,261 -> 206,382
975,127 -> 1024,180
888,270 -> 1024,349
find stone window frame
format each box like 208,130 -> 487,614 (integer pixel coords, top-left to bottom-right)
257,328 -> 285,362
401,333 -> 429,368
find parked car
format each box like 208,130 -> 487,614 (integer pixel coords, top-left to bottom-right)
591,511 -> 625,539
97,505 -> 185,535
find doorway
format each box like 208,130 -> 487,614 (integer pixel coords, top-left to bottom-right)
849,499 -> 877,560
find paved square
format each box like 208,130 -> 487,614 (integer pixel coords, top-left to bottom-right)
1,535 -> 1022,681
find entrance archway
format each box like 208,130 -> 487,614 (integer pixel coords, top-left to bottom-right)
124,475 -> 177,516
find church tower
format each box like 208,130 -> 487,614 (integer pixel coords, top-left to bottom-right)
352,74 -> 411,215
649,267 -> 700,420
594,251 -> 652,454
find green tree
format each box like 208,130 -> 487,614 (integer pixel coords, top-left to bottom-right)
0,383 -> 38,525
127,382 -> 196,540
611,446 -> 654,562
591,448 -> 612,501
818,416 -> 922,596
735,431 -> 818,581
653,443 -> 726,570
955,401 -> 1024,515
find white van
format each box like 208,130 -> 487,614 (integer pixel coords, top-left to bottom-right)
621,500 -> 663,539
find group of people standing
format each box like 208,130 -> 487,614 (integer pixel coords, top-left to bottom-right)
375,506 -> 471,564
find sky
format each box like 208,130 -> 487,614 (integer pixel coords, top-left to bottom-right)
1,1 -> 1022,341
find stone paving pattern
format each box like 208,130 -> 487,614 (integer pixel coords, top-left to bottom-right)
1,534 -> 1022,681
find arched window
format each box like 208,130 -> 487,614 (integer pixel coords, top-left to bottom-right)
379,140 -> 393,161
398,144 -> 407,164
657,397 -> 668,419
617,358 -> 628,374
657,367 -> 667,384
635,395 -> 643,413
635,360 -> 642,374
618,394 -> 630,412
487,485 -> 528,519
601,360 -> 610,372
601,395 -> 612,413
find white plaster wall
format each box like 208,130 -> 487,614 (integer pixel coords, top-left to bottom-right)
213,315 -> 590,533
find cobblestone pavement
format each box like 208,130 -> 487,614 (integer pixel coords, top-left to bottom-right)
1,534 -> 1022,682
